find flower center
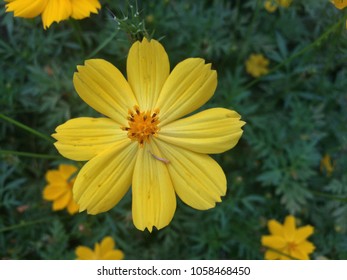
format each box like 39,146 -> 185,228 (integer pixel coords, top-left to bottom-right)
286,241 -> 297,252
122,105 -> 160,146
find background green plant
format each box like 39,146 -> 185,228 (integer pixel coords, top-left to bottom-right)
1,0 -> 347,259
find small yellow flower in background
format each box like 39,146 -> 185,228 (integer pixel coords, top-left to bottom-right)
277,0 -> 292,8
264,0 -> 278,13
261,215 -> 315,260
75,236 -> 124,260
245,54 -> 270,78
53,38 -> 245,232
320,154 -> 334,176
264,0 -> 292,12
331,0 -> 347,10
5,0 -> 101,29
331,0 -> 347,28
43,164 -> 79,215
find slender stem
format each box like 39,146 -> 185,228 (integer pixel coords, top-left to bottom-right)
87,29 -> 119,58
0,113 -> 53,143
244,15 -> 345,89
0,218 -> 51,233
311,190 -> 347,202
262,245 -> 297,260
0,150 -> 62,160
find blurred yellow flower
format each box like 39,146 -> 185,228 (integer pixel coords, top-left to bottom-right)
320,154 -> 334,176
264,0 -> 292,12
264,0 -> 278,13
331,0 -> 347,28
5,0 -> 101,29
43,164 -> 79,215
331,0 -> 347,9
53,38 -> 245,232
75,236 -> 124,260
261,215 -> 315,260
245,54 -> 270,78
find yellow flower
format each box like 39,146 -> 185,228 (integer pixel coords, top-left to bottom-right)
331,0 -> 347,9
52,38 -> 245,232
5,0 -> 101,29
277,0 -> 292,8
261,215 -> 315,260
264,0 -> 278,13
320,154 -> 334,176
75,236 -> 124,260
245,54 -> 270,78
43,164 -> 79,215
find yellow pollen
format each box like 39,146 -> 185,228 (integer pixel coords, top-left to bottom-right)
122,105 -> 160,146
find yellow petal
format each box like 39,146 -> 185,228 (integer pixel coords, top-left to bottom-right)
159,108 -> 245,154
103,250 -> 124,260
127,38 -> 170,110
41,0 -> 72,29
268,219 -> 284,236
332,0 -> 347,9
67,199 -> 79,214
58,164 -> 77,180
132,143 -> 176,232
156,58 -> 217,126
52,191 -> 71,210
283,215 -> 296,241
261,235 -> 287,249
75,246 -> 96,260
74,140 -> 137,214
73,59 -> 137,125
70,0 -> 100,19
45,170 -> 65,184
5,0 -> 47,18
264,249 -> 280,260
100,236 -> 115,254
154,139 -> 226,210
43,185 -> 67,200
294,225 -> 314,243
53,117 -> 127,161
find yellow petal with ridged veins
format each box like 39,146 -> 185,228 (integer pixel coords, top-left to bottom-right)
74,140 -> 137,214
127,38 -> 170,110
5,0 -> 47,18
41,0 -> 71,29
159,108 -> 245,154
154,139 -> 225,210
70,0 -> 100,19
52,117 -> 126,161
132,143 -> 176,232
73,59 -> 137,125
156,58 -> 217,126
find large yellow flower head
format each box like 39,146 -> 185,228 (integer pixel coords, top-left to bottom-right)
53,38 -> 245,232
75,236 -> 124,260
43,164 -> 79,215
5,0 -> 101,29
261,215 -> 315,260
245,53 -> 270,78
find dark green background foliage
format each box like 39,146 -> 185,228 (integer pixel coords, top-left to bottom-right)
1,0 -> 347,259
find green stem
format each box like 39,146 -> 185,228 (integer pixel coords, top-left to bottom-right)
0,218 -> 51,233
311,190 -> 347,202
87,28 -> 119,58
0,113 -> 53,143
244,15 -> 345,89
262,245 -> 297,260
0,150 -> 62,160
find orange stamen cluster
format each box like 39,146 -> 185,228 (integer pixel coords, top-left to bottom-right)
122,105 -> 160,146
